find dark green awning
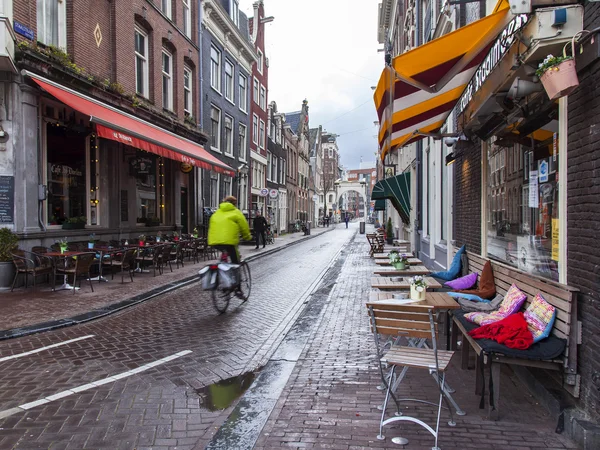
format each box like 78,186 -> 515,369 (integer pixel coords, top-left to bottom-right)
374,199 -> 386,211
371,172 -> 411,224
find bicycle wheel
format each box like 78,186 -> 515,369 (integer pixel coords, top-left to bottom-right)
237,261 -> 252,301
212,272 -> 232,313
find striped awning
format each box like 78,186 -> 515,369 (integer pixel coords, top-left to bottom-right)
374,199 -> 386,211
372,173 -> 411,224
374,0 -> 511,160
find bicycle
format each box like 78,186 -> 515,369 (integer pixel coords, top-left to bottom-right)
265,226 -> 275,245
200,250 -> 251,313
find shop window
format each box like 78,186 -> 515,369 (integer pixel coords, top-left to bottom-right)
486,111 -> 560,281
46,123 -> 88,226
37,0 -> 67,49
129,151 -> 159,224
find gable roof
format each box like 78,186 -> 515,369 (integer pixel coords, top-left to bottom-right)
285,111 -> 302,134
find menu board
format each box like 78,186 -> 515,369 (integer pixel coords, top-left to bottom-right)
0,176 -> 15,223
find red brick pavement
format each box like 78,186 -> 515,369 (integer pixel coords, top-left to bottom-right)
253,242 -> 578,450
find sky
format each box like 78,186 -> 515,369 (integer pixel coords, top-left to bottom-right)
239,0 -> 383,170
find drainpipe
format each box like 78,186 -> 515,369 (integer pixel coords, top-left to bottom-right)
414,0 -> 422,258
197,0 -> 204,227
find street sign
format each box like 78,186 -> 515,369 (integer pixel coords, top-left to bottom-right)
269,189 -> 278,199
259,188 -> 269,197
312,194 -> 318,201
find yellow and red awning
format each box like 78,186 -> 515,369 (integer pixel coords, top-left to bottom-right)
374,0 -> 511,160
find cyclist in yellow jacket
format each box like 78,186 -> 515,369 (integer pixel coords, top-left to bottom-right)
208,196 -> 252,263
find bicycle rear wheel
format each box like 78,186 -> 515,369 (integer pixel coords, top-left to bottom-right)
212,273 -> 232,313
237,261 -> 251,301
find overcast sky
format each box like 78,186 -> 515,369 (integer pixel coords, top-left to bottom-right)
239,0 -> 382,170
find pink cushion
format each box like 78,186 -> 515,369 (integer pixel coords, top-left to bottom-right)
465,284 -> 528,326
444,272 -> 477,290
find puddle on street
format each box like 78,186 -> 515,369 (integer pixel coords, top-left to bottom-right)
196,371 -> 257,411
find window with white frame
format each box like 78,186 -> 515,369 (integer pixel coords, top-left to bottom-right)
162,50 -> 173,111
230,0 -> 239,26
224,61 -> 234,102
183,67 -> 192,116
252,114 -> 258,145
267,152 -> 272,181
210,174 -> 219,207
273,156 -> 277,182
257,49 -> 263,74
239,124 -> 247,160
210,46 -> 221,92
239,74 -> 247,112
134,28 -> 149,97
259,120 -> 266,149
253,78 -> 259,104
183,0 -> 191,38
37,0 -> 67,49
224,115 -> 234,156
161,0 -> 172,19
210,106 -> 221,151
259,86 -> 266,110
223,177 -> 231,197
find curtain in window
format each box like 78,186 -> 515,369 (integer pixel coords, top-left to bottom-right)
37,0 -> 59,46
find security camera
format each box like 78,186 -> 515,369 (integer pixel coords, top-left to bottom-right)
444,137 -> 459,148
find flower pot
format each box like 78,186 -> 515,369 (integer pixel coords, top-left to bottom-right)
540,59 -> 579,100
393,261 -> 407,270
0,261 -> 15,290
139,241 -> 145,247
59,245 -> 68,254
410,284 -> 426,301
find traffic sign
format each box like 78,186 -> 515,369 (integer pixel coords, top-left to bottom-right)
269,189 -> 278,198
260,188 -> 269,197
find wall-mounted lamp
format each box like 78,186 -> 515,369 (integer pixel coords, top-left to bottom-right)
236,163 -> 249,180
445,152 -> 457,166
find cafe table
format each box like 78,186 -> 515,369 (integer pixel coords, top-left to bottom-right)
370,275 -> 442,290
374,255 -> 422,264
46,250 -> 84,291
373,265 -> 431,276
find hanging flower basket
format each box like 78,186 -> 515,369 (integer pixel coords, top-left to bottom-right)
536,38 -> 580,101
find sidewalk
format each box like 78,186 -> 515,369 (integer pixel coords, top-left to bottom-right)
253,234 -> 577,450
0,226 -> 333,340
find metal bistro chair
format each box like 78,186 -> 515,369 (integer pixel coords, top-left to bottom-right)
55,252 -> 97,294
11,250 -> 55,291
103,248 -> 137,283
367,301 -> 456,449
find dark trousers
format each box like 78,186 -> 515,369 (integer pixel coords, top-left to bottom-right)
255,230 -> 266,248
212,245 -> 240,264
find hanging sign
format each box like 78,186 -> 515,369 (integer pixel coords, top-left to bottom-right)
129,156 -> 154,176
269,189 -> 278,199
538,159 -> 549,183
259,188 -> 269,197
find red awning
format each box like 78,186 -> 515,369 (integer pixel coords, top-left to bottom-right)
28,73 -> 235,176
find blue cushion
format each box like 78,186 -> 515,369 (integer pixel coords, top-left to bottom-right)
431,245 -> 465,281
448,292 -> 491,303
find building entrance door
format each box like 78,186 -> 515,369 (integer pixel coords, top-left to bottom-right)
180,187 -> 189,234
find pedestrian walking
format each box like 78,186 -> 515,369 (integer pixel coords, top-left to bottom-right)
253,211 -> 268,249
344,214 -> 349,228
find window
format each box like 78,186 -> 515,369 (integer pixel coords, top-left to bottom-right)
37,0 -> 67,49
253,78 -> 259,104
210,46 -> 221,92
183,0 -> 192,38
273,156 -> 278,183
252,114 -> 258,145
239,124 -> 247,160
183,67 -> 192,115
162,51 -> 173,111
267,152 -> 272,181
224,61 -> 234,102
224,116 -> 233,156
230,0 -> 239,26
161,0 -> 172,19
259,120 -> 266,149
257,49 -> 263,74
328,148 -> 333,158
210,174 -> 219,208
239,74 -> 248,112
210,106 -> 221,151
224,178 -> 231,198
134,28 -> 149,97
260,86 -> 266,110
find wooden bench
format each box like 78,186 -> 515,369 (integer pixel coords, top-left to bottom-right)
451,251 -> 580,418
366,233 -> 384,256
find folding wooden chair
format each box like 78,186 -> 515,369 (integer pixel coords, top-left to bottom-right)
367,301 -> 457,449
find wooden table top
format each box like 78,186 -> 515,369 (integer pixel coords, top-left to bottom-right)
370,276 -> 442,290
373,265 -> 431,276
374,257 -> 422,266
46,251 -> 85,257
368,291 -> 459,310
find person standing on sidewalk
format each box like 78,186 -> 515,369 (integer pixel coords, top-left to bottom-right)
344,214 -> 349,228
253,211 -> 268,249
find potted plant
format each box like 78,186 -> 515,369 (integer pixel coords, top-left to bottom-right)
56,237 -> 68,254
409,275 -> 427,301
385,218 -> 394,245
173,231 -> 179,242
156,231 -> 163,243
390,252 -> 409,270
138,234 -> 146,247
88,233 -> 96,249
0,228 -> 19,289
536,49 -> 579,100
62,216 -> 86,230
192,227 -> 199,239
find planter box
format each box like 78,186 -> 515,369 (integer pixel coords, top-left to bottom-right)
540,60 -> 579,100
62,222 -> 85,230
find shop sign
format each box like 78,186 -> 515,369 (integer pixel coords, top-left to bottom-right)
529,170 -> 539,208
458,14 -> 529,115
0,176 -> 15,223
269,189 -> 278,199
129,156 -> 154,176
14,21 -> 34,40
539,159 -> 549,183
50,164 -> 83,177
180,162 -> 193,173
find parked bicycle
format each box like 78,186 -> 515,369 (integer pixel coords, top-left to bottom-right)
265,225 -> 275,245
199,250 -> 251,313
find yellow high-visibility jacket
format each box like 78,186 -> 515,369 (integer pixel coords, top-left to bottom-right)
207,202 -> 252,246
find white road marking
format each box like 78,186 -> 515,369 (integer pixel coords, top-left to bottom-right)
0,350 -> 192,419
0,335 -> 95,363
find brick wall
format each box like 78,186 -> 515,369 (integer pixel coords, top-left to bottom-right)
452,137 -> 482,255
249,2 -> 268,158
567,3 -> 600,420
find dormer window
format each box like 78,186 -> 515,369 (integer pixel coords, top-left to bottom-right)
230,0 -> 239,27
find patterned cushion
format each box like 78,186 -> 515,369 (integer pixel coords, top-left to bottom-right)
465,284 -> 527,326
523,293 -> 556,343
445,272 -> 478,290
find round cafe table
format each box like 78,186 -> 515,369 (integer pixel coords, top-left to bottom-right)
45,251 -> 84,291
